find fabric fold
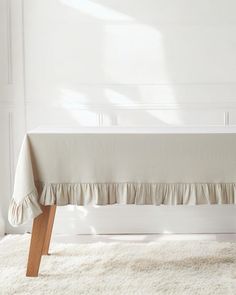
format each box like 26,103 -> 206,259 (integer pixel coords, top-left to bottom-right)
38,182 -> 236,206
9,182 -> 236,226
8,189 -> 42,226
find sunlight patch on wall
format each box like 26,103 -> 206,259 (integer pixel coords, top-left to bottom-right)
103,24 -> 181,126
147,110 -> 183,125
64,109 -> 98,125
60,101 -> 98,126
59,89 -> 88,107
60,0 -> 134,21
105,88 -> 134,106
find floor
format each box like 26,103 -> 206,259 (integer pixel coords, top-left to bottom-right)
2,234 -> 235,295
52,233 -> 236,244
1,233 -> 236,244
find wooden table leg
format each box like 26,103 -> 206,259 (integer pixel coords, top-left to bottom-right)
42,205 -> 56,255
26,205 -> 56,277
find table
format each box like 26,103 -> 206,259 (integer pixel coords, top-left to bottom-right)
8,127 -> 236,276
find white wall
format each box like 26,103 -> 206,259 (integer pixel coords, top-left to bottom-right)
24,0 -> 236,128
2,0 -> 236,234
0,0 -> 26,234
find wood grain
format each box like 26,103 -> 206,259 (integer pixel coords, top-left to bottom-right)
26,205 -> 55,277
42,205 -> 56,255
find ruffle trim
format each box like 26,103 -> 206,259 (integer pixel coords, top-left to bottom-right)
38,183 -> 236,206
9,183 -> 236,226
8,189 -> 42,227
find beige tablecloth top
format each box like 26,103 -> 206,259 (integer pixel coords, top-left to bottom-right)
8,128 -> 236,226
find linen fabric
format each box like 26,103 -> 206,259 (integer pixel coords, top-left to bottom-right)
8,130 -> 236,226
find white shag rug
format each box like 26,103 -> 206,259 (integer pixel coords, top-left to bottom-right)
1,235 -> 236,295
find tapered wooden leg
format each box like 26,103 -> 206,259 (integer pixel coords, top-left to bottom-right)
42,205 -> 56,255
26,205 -> 53,277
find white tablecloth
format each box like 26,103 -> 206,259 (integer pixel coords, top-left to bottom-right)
8,128 -> 236,226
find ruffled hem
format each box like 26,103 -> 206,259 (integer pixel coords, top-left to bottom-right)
8,190 -> 42,227
38,182 -> 236,206
9,183 -> 236,226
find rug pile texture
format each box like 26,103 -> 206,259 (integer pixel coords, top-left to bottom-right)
0,234 -> 236,294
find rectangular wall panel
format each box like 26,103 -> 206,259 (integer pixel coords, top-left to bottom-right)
24,0 -> 236,102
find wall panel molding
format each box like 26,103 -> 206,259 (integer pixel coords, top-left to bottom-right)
0,101 -> 14,108
25,101 -> 236,110
6,0 -> 12,85
8,111 -> 14,196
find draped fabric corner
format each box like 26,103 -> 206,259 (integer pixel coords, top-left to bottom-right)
9,182 -> 236,226
8,189 -> 42,227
